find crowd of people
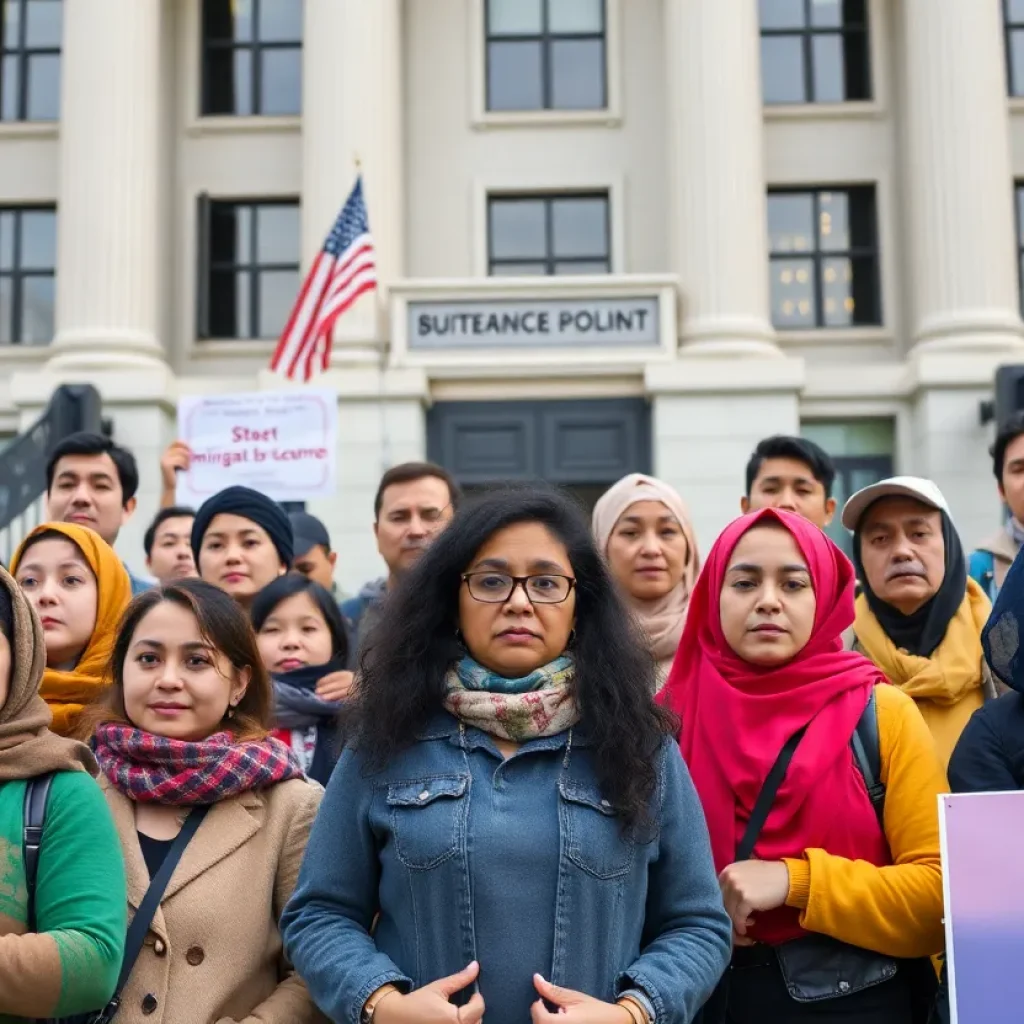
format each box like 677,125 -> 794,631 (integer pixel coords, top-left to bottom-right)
0,415 -> 1023,1023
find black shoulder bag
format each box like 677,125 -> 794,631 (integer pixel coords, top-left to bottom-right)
736,717 -> 902,1007
24,785 -> 210,1024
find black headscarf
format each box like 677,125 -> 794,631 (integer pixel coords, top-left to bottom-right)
853,506 -> 967,658
191,485 -> 294,568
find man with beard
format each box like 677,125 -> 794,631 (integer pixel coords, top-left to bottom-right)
341,462 -> 461,666
842,476 -> 996,768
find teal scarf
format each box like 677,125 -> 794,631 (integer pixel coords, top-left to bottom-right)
444,655 -> 578,741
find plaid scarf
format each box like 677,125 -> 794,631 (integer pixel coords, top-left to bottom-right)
443,654 -> 579,742
94,724 -> 305,805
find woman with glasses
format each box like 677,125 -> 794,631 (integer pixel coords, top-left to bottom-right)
282,487 -> 731,1024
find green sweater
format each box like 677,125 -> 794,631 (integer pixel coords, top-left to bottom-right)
0,771 -> 127,1021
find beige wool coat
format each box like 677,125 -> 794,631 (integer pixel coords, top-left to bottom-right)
100,775 -> 327,1024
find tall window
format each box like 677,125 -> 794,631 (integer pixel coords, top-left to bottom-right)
0,0 -> 62,121
201,0 -> 302,116
1007,1 -> 1024,96
767,186 -> 880,329
488,193 -> 610,275
759,0 -> 870,104
0,206 -> 56,346
197,199 -> 300,340
486,0 -> 606,112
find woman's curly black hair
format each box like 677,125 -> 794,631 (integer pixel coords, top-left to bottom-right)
343,485 -> 677,828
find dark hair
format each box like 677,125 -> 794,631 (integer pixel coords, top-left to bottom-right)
347,486 -> 674,829
78,578 -> 272,742
744,435 -> 836,498
373,461 -> 462,520
251,573 -> 349,664
991,411 -> 1024,482
46,432 -> 140,506
143,506 -> 196,557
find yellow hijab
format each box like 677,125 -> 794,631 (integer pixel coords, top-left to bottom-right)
854,579 -> 991,766
11,522 -> 132,736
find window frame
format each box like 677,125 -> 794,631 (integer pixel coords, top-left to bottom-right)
486,191 -> 612,277
199,0 -> 302,118
0,204 -> 57,346
1007,0 -> 1024,98
1015,181 -> 1024,311
766,184 -> 882,331
484,0 -> 608,113
0,0 -> 62,122
759,0 -> 872,105
196,196 -> 301,342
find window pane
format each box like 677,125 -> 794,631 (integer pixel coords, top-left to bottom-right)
759,0 -> 806,30
822,256 -> 853,326
818,192 -> 848,251
551,197 -> 607,258
767,193 -> 815,253
210,204 -> 251,266
811,34 -> 844,103
548,0 -> 604,34
848,254 -> 880,324
490,261 -> 548,276
0,277 -> 11,343
550,38 -> 604,109
1008,0 -> 1024,20
20,275 -> 53,344
554,260 -> 609,274
256,204 -> 299,264
0,212 -> 11,268
1013,32 -> 1024,97
204,47 -> 253,115
259,47 -> 301,115
490,200 -> 546,260
25,0 -> 62,46
203,0 -> 253,42
25,53 -> 59,120
257,269 -> 299,338
3,0 -> 21,40
20,210 -> 55,269
488,0 -> 543,35
209,269 -> 250,338
810,0 -> 842,28
770,257 -> 816,328
1,55 -> 19,120
258,0 -> 302,42
760,36 -> 806,103
487,40 -> 543,110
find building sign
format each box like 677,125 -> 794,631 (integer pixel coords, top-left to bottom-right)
175,389 -> 337,504
408,297 -> 660,349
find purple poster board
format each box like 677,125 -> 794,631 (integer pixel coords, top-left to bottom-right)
941,792 -> 1024,1024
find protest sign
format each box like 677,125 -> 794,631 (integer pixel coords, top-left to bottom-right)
176,390 -> 337,504
940,791 -> 1024,1024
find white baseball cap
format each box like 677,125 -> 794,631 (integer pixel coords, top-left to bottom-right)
841,476 -> 951,532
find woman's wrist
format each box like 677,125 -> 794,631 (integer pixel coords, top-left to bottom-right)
361,984 -> 400,1024
617,995 -> 650,1024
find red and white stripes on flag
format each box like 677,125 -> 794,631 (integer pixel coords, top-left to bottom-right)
270,176 -> 377,382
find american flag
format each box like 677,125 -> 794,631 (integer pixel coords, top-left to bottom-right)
270,177 -> 377,381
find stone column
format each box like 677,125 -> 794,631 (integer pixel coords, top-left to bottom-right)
48,0 -> 167,369
302,0 -> 404,361
901,0 -> 1024,353
665,0 -> 779,356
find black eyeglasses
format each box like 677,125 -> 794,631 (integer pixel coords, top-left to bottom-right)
461,572 -> 577,605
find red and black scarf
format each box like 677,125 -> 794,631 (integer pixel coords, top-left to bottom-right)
94,724 -> 304,805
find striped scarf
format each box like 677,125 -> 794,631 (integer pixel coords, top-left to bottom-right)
94,724 -> 304,805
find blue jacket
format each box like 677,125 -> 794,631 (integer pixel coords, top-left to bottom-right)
281,713 -> 731,1024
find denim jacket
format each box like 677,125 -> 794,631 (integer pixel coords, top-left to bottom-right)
281,712 -> 731,1024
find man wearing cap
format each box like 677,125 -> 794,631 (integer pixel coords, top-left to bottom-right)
289,511 -> 337,593
843,476 -> 996,767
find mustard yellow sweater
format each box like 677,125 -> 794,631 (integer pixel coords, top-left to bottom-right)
782,684 -> 947,959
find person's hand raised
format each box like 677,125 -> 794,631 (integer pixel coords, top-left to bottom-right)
530,975 -> 633,1024
375,961 -> 485,1024
160,441 -> 192,490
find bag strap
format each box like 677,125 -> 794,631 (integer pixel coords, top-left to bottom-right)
736,726 -> 808,863
851,689 -> 886,825
92,805 -> 210,1024
22,772 -> 55,931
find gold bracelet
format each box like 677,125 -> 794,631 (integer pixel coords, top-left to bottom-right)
618,996 -> 651,1024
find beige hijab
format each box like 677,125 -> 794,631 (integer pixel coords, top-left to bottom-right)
0,563 -> 96,781
593,474 -> 700,679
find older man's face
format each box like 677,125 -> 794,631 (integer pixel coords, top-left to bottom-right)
858,497 -> 946,615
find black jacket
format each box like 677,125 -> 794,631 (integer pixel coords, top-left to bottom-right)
948,690 -> 1024,793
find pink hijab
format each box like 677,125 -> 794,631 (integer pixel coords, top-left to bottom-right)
593,474 -> 700,677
